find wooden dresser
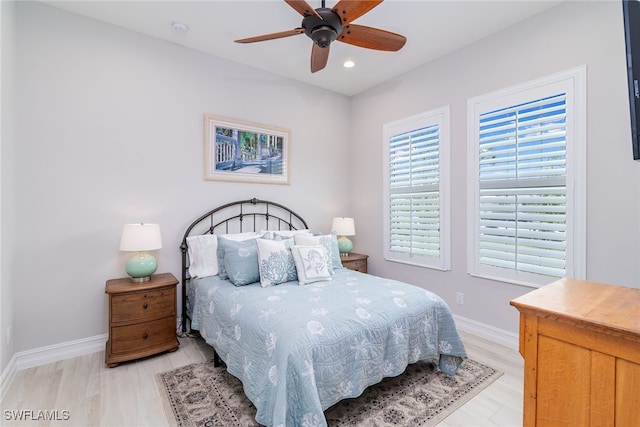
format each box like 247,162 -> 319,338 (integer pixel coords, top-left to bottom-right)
341,252 -> 368,273
105,272 -> 179,367
510,278 -> 640,426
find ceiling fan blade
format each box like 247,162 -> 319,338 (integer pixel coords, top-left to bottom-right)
332,0 -> 383,25
235,28 -> 305,44
337,24 -> 406,51
285,0 -> 322,19
310,44 -> 330,73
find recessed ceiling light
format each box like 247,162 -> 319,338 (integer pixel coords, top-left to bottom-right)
343,60 -> 355,68
172,21 -> 189,32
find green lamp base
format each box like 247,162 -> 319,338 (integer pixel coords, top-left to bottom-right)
125,252 -> 158,282
337,236 -> 353,256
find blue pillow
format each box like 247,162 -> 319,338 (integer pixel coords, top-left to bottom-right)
217,236 -> 259,285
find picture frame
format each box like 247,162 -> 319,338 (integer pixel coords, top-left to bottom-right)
204,115 -> 290,184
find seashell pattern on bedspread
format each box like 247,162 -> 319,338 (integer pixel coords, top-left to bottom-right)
188,269 -> 467,427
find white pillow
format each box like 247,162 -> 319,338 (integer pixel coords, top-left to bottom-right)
291,245 -> 332,285
220,231 -> 262,241
293,233 -> 342,273
187,232 -> 260,279
260,229 -> 311,240
186,234 -> 218,278
256,238 -> 297,287
275,229 -> 310,236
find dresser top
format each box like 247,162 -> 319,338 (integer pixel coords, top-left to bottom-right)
510,278 -> 640,337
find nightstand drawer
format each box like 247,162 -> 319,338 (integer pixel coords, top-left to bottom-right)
110,316 -> 175,354
111,287 -> 175,323
341,253 -> 368,273
346,259 -> 367,272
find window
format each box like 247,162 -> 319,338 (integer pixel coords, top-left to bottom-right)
383,106 -> 450,270
467,67 -> 586,287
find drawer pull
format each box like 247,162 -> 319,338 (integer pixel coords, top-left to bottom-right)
143,333 -> 149,339
143,303 -> 148,309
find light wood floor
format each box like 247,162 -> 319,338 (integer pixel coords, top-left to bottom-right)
1,331 -> 523,426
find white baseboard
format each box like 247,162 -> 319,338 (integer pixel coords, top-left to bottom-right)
1,323 -> 190,395
0,353 -> 17,401
454,314 -> 519,350
1,334 -> 105,401
15,334 -> 108,371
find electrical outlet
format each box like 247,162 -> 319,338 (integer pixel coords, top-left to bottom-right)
456,292 -> 464,305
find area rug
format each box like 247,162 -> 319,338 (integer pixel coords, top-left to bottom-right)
158,358 -> 502,427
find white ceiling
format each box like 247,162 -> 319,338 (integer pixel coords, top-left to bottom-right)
42,0 -> 564,96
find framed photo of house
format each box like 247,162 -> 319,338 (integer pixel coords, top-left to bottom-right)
204,115 -> 290,184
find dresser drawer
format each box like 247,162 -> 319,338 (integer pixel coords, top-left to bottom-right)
111,287 -> 175,323
110,316 -> 175,354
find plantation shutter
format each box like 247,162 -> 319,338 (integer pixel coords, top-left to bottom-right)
477,93 -> 567,277
389,124 -> 441,258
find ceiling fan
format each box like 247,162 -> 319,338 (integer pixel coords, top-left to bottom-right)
234,0 -> 407,73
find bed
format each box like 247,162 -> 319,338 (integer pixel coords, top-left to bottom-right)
180,198 -> 467,427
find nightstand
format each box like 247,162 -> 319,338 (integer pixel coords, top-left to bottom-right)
105,272 -> 179,367
340,252 -> 368,273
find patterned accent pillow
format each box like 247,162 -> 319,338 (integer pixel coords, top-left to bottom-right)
217,234 -> 260,280
293,232 -> 343,273
223,240 -> 260,286
186,234 -> 218,278
256,238 -> 297,287
291,245 -> 332,285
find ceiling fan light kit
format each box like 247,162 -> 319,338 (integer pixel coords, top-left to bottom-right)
234,0 -> 406,73
303,8 -> 343,48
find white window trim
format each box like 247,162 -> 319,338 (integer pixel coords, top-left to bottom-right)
382,106 -> 451,271
467,66 -> 587,288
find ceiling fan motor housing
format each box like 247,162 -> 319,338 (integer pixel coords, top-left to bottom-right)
302,8 -> 343,48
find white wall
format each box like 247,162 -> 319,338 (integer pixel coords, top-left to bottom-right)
350,1 -> 640,335
5,0 -> 640,370
10,1 -> 351,354
1,0 -> 17,375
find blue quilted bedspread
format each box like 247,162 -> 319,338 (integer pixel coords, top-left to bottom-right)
188,269 -> 467,427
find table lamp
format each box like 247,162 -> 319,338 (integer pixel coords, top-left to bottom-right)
119,223 -> 162,282
331,217 -> 355,256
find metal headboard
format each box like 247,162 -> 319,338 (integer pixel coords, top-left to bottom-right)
179,198 -> 308,332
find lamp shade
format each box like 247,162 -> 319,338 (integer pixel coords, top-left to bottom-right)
119,223 -> 162,282
119,223 -> 163,251
331,217 -> 355,236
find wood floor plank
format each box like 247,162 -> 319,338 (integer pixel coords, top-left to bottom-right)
0,332 -> 523,426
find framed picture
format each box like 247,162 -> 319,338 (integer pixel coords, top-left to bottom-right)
204,115 -> 290,185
